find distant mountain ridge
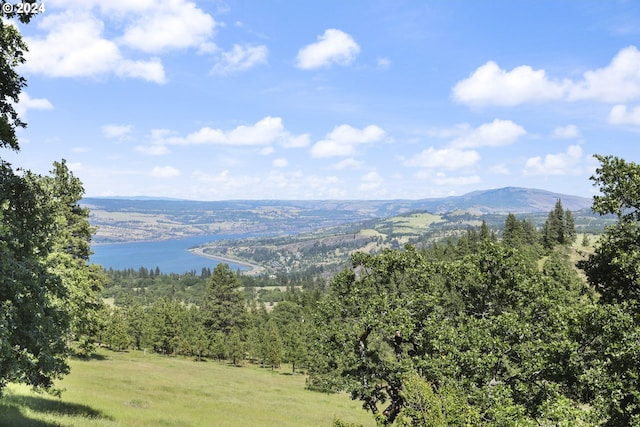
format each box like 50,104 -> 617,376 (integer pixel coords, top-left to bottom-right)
82,187 -> 593,243
416,187 -> 592,214
84,187 -> 592,215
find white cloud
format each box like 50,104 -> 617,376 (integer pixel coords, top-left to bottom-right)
211,44 -> 268,75
452,61 -> 568,106
136,144 -> 170,156
453,46 -> 640,107
150,166 -> 180,177
376,57 -> 391,70
168,117 -> 285,146
433,174 -> 481,186
357,171 -> 384,192
490,163 -> 510,175
118,0 -> 215,53
136,117 -> 308,154
272,158 -> 288,168
102,124 -> 132,138
451,119 -> 526,148
296,29 -> 360,70
13,92 -> 53,119
22,11 -> 166,83
523,144 -> 584,176
281,134 -> 311,148
311,124 -> 386,158
551,125 -> 580,139
333,158 -> 364,170
404,147 -> 480,169
608,104 -> 640,125
569,46 -> 640,103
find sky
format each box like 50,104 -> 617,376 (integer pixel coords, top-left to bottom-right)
4,0 -> 640,200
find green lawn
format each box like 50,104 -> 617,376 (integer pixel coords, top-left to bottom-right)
0,349 -> 374,427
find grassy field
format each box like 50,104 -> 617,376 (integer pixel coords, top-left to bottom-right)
0,349 -> 374,427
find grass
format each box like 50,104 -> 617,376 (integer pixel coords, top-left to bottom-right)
0,349 -> 374,427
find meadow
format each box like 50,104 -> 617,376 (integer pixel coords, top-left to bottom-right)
0,349 -> 374,427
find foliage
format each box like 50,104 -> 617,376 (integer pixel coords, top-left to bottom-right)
308,241 -> 590,425
0,163 -> 70,396
577,154 -> 640,425
202,263 -> 246,336
43,160 -> 106,357
0,19 -> 27,150
542,199 -> 576,248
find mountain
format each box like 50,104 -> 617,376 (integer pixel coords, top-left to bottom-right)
83,187 -> 593,243
410,187 -> 592,214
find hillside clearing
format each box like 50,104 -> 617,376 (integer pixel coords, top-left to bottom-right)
0,349 -> 373,427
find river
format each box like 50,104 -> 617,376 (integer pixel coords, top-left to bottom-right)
90,234 -> 250,274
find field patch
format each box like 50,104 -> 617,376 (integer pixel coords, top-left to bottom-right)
1,349 -> 373,427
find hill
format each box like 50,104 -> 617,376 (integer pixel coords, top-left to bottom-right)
84,187 -> 592,243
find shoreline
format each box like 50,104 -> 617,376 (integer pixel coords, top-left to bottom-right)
189,247 -> 264,275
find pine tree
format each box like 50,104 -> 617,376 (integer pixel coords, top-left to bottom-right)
202,263 -> 246,338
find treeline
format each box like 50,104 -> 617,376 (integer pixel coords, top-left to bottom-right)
99,263 -> 318,373
101,266 -> 325,306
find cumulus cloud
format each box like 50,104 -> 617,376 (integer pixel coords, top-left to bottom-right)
19,0 -> 220,83
150,166 -> 181,177
568,46 -> 640,102
13,92 -> 53,119
118,1 -> 215,53
22,11 -> 166,83
311,124 -> 385,158
357,171 -> 384,192
451,119 -> 526,148
211,44 -> 268,75
432,174 -> 481,186
102,124 -> 132,138
452,61 -> 568,106
404,147 -> 480,170
174,117 -> 284,146
272,158 -> 288,168
136,117 -> 308,154
523,145 -> 584,176
551,125 -> 580,139
453,46 -> 640,107
296,29 -> 360,69
608,104 -> 640,125
333,158 -> 364,170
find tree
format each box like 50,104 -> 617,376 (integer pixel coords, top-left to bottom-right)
201,263 -> 246,337
542,199 -> 576,248
0,165 -> 70,396
577,155 -> 640,425
0,18 -> 27,150
309,243 -> 589,425
0,10 -> 83,395
262,319 -> 283,370
270,300 -> 307,373
104,307 -> 130,351
226,327 -> 245,366
43,159 -> 106,357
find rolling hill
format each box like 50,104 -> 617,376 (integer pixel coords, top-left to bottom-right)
83,187 -> 593,243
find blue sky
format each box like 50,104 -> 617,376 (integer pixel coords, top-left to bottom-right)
5,0 -> 640,200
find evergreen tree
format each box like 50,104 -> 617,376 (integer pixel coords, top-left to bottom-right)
104,307 -> 130,351
43,160 -> 106,357
226,327 -> 245,366
262,319 -> 283,370
202,263 -> 246,338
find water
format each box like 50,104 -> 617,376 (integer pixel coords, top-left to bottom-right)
90,234 -> 249,274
